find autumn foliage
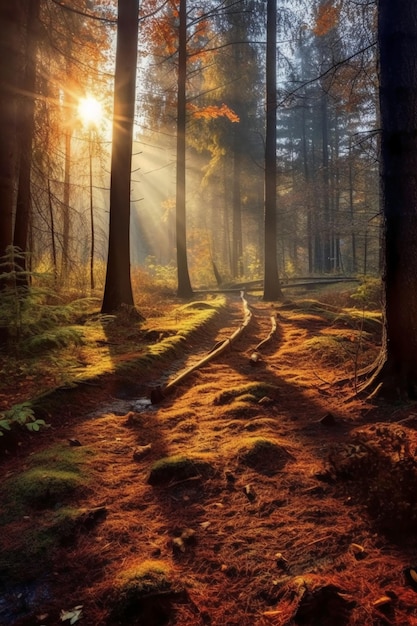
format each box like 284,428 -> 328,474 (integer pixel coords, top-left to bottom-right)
188,102 -> 239,123
313,1 -> 341,36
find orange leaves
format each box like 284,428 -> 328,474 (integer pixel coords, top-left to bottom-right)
188,103 -> 239,123
313,2 -> 340,36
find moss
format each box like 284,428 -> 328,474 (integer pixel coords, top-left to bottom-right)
214,382 -> 278,406
0,507 -> 84,585
237,437 -> 294,476
148,454 -> 215,486
0,444 -> 92,521
7,468 -> 85,509
305,335 -> 348,363
110,560 -> 187,624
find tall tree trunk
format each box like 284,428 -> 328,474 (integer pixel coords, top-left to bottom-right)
263,0 -> 282,301
47,176 -> 58,283
13,0 -> 40,282
231,133 -> 243,278
0,5 -> 21,266
89,135 -> 95,292
348,138 -> 357,273
321,92 -> 331,273
375,0 -> 417,395
61,50 -> 75,283
175,0 -> 193,298
101,0 -> 138,313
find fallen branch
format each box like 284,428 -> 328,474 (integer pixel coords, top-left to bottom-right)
249,315 -> 277,365
150,292 -> 252,403
255,315 -> 277,351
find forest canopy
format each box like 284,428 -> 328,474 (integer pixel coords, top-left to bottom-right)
0,0 -> 379,300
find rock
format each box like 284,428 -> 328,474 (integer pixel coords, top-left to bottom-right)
319,412 -> 336,426
133,444 -> 152,461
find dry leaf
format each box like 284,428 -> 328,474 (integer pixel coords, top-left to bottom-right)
60,605 -> 83,624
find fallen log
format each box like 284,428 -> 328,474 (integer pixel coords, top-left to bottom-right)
150,292 -> 252,404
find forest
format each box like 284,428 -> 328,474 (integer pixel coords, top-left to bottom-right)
2,1 -> 417,625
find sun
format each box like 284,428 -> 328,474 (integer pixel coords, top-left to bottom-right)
78,96 -> 103,126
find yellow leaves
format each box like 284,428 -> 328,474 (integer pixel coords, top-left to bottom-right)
188,103 -> 240,123
313,2 -> 341,36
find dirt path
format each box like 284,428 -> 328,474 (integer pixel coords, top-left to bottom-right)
2,295 -> 417,625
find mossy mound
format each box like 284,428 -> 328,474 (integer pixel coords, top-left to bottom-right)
108,560 -> 187,625
2,444 -> 92,514
214,382 -> 278,406
237,437 -> 294,476
148,455 -> 215,486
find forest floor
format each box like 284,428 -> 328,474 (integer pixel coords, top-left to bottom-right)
2,288 -> 417,626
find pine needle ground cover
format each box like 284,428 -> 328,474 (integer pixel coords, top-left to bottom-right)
2,288 -> 417,625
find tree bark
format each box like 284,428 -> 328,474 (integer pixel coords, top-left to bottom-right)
0,5 -> 22,265
175,0 -> 193,299
101,0 -> 138,313
263,0 -> 283,301
377,0 -> 417,396
13,0 -> 40,283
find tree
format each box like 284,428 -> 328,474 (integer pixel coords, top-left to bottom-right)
175,0 -> 193,298
101,0 -> 138,313
0,4 -> 22,265
263,0 -> 283,301
13,0 -> 41,283
375,0 -> 417,396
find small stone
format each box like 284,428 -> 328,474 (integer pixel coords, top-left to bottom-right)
225,470 -> 236,484
319,412 -> 336,426
243,484 -> 256,502
181,528 -> 196,543
258,396 -> 274,405
68,438 -> 82,447
133,443 -> 152,461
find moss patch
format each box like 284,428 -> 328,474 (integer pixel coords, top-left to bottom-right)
214,382 -> 278,406
148,454 -> 215,486
0,444 -> 96,585
2,444 -> 92,516
237,437 -> 295,476
109,560 -> 187,625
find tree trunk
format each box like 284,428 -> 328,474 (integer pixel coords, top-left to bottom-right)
377,0 -> 417,395
89,135 -> 95,292
61,49 -> 75,283
263,0 -> 282,301
175,0 -> 193,298
348,139 -> 357,273
232,133 -> 243,278
0,5 -> 22,265
101,0 -> 138,313
321,92 -> 331,273
13,0 -> 40,281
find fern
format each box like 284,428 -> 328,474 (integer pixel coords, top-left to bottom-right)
0,247 -> 98,355
23,328 -> 84,353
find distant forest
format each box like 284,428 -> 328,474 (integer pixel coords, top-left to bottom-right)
0,0 -> 379,300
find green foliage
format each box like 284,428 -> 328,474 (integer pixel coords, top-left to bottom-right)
305,335 -> 349,363
0,401 -> 48,437
144,256 -> 176,290
0,246 -> 96,354
350,277 -> 382,309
